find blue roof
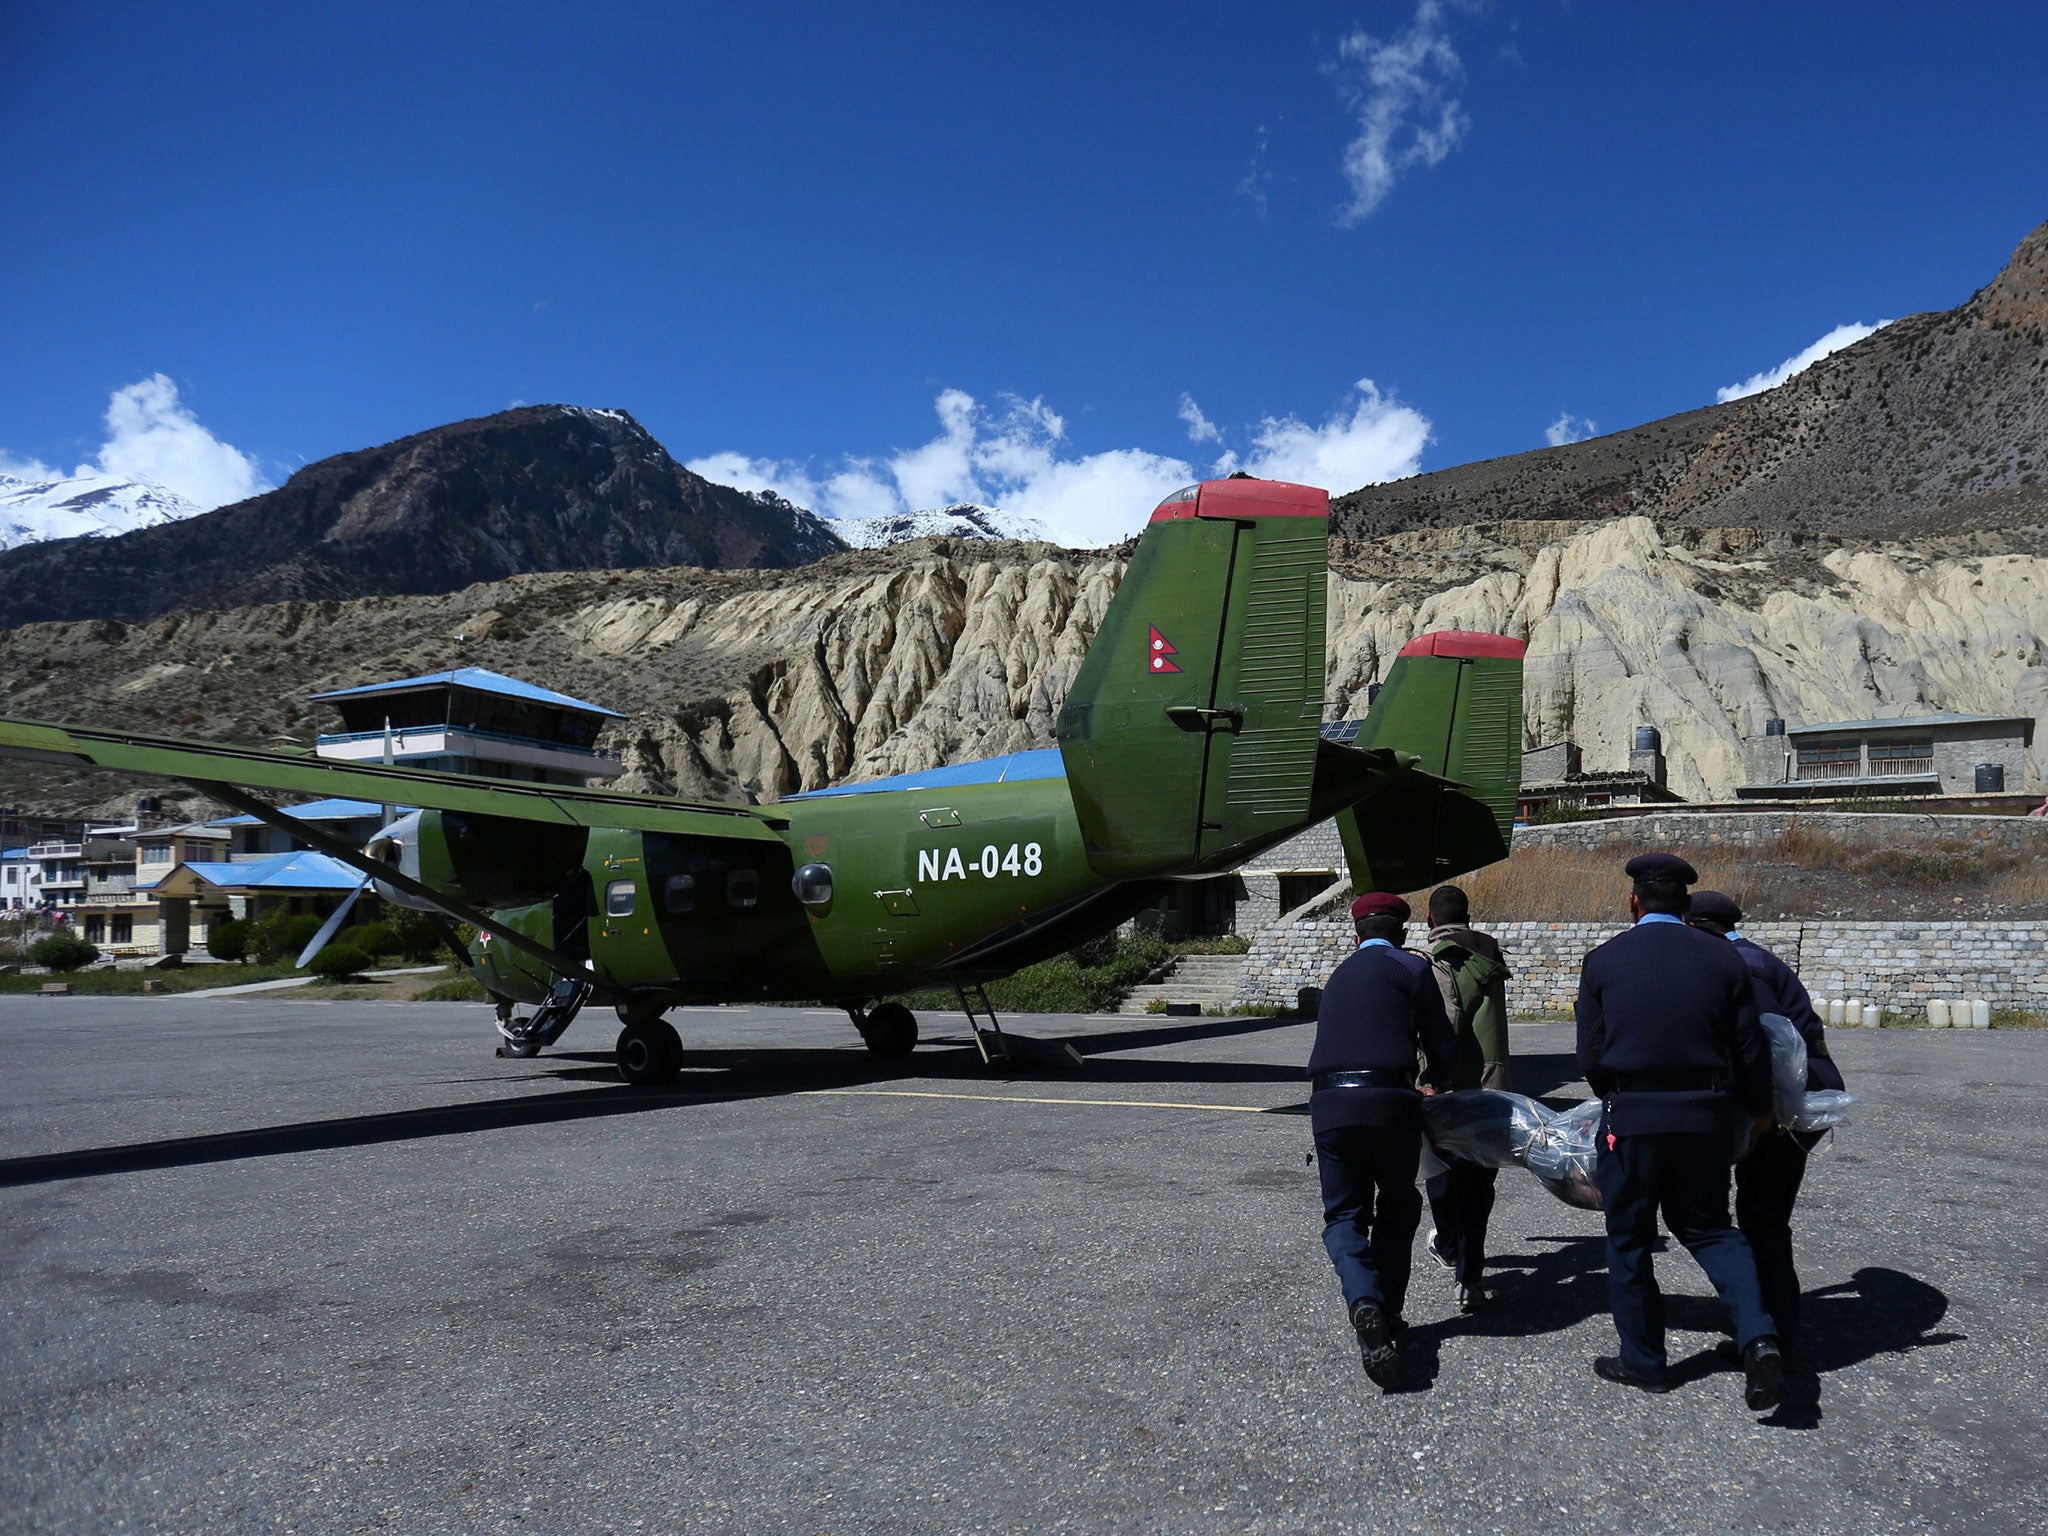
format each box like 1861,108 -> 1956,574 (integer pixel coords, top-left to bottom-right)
213,798 -> 411,828
2,847 -> 26,860
174,852 -> 365,892
308,667 -> 622,718
788,748 -> 1067,799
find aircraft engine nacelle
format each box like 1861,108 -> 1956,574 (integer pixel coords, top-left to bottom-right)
368,809 -> 588,913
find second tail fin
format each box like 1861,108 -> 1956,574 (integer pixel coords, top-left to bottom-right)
1329,630 -> 1525,892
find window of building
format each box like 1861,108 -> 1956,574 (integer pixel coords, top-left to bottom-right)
112,915 -> 132,944
604,879 -> 637,917
142,843 -> 173,864
1795,743 -> 1861,779
662,873 -> 697,915
1867,738 -> 1934,774
726,870 -> 759,909
84,915 -> 105,942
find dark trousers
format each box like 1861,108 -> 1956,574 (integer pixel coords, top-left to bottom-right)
1425,1159 -> 1497,1285
1314,1123 -> 1423,1318
1735,1131 -> 1810,1342
1594,1130 -> 1777,1378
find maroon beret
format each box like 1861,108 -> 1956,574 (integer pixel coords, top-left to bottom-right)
1350,892 -> 1412,923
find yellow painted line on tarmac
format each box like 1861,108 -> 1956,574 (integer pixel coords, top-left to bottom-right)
797,1087 -> 1274,1114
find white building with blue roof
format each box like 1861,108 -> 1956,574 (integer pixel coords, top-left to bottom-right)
308,666 -> 623,785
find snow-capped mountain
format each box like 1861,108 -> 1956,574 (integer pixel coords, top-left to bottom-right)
0,471 -> 203,551
828,503 -> 1056,549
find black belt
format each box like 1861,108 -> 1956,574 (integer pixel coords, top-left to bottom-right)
1613,1070 -> 1726,1093
1312,1069 -> 1416,1092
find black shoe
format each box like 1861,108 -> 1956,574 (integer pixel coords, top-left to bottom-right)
1350,1300 -> 1402,1391
1743,1338 -> 1785,1411
1593,1355 -> 1673,1394
1455,1282 -> 1487,1313
1425,1229 -> 1455,1272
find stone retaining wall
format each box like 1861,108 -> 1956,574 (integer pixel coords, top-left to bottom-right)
1511,809 -> 2048,856
1235,916 -> 2048,1016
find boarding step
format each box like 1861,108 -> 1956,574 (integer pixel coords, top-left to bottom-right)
1117,953 -> 1249,1015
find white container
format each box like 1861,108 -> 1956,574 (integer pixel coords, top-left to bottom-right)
1929,999 -> 1951,1029
1819,998 -> 1838,1025
1845,998 -> 1863,1027
1863,1004 -> 1882,1029
1972,998 -> 1991,1030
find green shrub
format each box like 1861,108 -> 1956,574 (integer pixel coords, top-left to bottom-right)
308,944 -> 370,980
388,907 -> 453,963
207,919 -> 251,964
348,921 -> 399,958
252,912 -> 325,963
29,932 -> 100,972
900,931 -> 1172,1014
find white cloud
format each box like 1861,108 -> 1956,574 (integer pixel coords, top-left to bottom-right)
1546,412 -> 1596,447
1716,321 -> 1889,403
689,381 -> 1434,547
1178,394 -> 1223,445
1229,381 -> 1431,491
1329,0 -> 1471,225
0,451 -> 59,483
1,375 -> 269,510
1237,123 -> 1273,216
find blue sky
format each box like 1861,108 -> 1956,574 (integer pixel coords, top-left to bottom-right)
4,1 -> 2046,543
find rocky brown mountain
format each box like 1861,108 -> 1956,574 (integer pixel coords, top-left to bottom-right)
1335,219 -> 2048,543
0,405 -> 846,630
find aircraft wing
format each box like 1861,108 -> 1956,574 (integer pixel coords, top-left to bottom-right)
0,717 -> 787,841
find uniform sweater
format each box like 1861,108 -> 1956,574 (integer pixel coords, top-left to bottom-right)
1308,942 -> 1457,1128
1576,919 -> 1771,1136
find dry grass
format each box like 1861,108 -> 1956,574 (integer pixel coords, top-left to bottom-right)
1427,822 -> 2048,922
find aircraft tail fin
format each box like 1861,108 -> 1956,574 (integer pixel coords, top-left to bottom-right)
1328,631 -> 1525,893
1055,478 -> 1329,877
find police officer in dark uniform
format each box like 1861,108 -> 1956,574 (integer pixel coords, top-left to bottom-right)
1576,853 -> 1784,1410
1688,889 -> 1846,1354
1309,892 -> 1458,1391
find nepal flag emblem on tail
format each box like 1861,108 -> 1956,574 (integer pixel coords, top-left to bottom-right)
1147,626 -> 1181,674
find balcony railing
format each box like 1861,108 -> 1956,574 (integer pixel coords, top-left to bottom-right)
315,724 -> 609,758
1794,756 -> 1936,781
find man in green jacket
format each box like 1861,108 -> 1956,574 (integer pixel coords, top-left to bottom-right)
1422,884 -> 1513,1310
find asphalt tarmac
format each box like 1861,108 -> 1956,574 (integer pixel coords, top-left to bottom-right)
1,997 -> 2041,1535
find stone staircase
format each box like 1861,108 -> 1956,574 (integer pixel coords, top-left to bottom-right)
1116,952 -> 1249,1016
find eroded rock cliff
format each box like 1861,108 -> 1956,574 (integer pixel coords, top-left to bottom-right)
3,522 -> 2043,818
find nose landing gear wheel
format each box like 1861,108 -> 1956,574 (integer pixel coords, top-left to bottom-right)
859,1001 -> 918,1060
615,1019 -> 684,1085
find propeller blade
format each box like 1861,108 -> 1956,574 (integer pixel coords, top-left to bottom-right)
297,879 -> 369,969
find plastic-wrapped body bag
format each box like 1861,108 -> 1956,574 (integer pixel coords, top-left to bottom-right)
1419,1013 -> 1855,1210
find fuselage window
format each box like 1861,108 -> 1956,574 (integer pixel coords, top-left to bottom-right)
663,873 -> 697,915
792,863 -> 833,906
604,878 -> 637,917
726,869 -> 759,909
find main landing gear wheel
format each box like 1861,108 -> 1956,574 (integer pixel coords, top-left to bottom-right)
615,1019 -> 684,1086
859,1001 -> 918,1060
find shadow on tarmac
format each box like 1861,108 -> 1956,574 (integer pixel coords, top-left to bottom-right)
1392,1236 -> 1959,1431
0,1013 -> 1314,1188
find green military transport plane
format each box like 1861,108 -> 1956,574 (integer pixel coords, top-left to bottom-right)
0,477 -> 1524,1083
